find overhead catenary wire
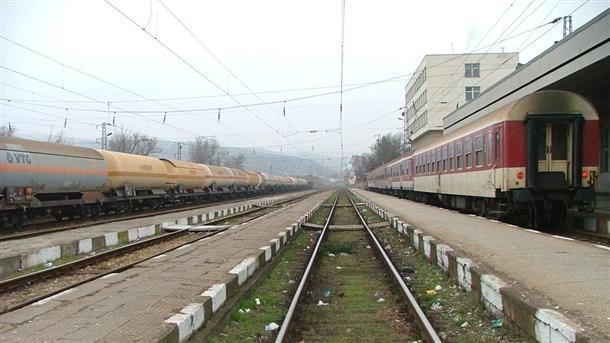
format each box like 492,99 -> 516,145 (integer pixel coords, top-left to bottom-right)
104,0 -> 302,153
156,0 -> 300,135
426,0 -> 590,116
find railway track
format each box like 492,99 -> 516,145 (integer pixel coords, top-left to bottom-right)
275,190 -> 440,342
0,191 -> 300,242
0,192 -> 314,314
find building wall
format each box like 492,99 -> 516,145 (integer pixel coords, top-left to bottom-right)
404,53 -> 519,146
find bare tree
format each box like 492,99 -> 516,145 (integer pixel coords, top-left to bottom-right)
108,128 -> 160,156
188,136 -> 222,164
0,125 -> 17,138
222,153 -> 246,168
47,130 -> 71,145
350,133 -> 403,181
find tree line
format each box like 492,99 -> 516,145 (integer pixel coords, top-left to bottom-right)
350,132 -> 404,182
1,125 -> 246,169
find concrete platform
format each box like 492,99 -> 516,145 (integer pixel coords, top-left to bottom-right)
0,192 -> 310,277
352,189 -> 610,341
0,191 -> 328,342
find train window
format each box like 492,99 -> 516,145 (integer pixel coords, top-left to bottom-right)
442,147 -> 447,172
456,142 -> 464,169
487,131 -> 493,165
436,149 -> 441,172
495,131 -> 501,161
475,135 -> 483,167
448,144 -> 455,170
465,138 -> 473,168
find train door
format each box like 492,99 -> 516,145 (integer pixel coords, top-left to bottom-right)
536,123 -> 573,185
493,126 -> 504,189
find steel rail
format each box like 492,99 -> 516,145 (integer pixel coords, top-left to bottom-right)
275,192 -> 339,342
346,191 -> 442,343
1,190 -> 309,242
0,192 -> 315,314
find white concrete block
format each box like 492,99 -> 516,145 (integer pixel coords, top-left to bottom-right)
24,246 -> 61,268
191,215 -> 199,224
412,230 -> 422,250
165,313 -> 193,343
244,256 -> 258,276
104,232 -> 119,247
456,257 -> 474,291
260,246 -> 272,261
138,225 -> 156,239
229,262 -> 248,285
161,221 -> 176,228
77,238 -> 93,254
270,238 -> 280,252
285,227 -> 293,237
100,273 -> 119,279
201,283 -> 227,313
176,217 -> 188,226
480,274 -> 507,315
33,288 -> 75,305
436,244 -> 453,272
278,232 -> 287,244
397,221 -> 405,234
181,303 -> 205,332
534,308 -> 583,343
422,236 -> 434,258
127,228 -> 139,241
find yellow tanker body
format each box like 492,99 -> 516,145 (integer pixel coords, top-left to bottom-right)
97,150 -> 168,195
161,159 -> 209,191
201,164 -> 235,188
244,170 -> 263,188
229,168 -> 250,188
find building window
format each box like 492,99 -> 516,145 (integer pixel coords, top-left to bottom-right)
465,86 -> 481,101
487,131 -> 493,166
465,63 -> 480,78
475,134 -> 484,166
465,138 -> 473,168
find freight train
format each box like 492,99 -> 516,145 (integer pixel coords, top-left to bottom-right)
366,90 -> 599,228
0,137 -> 310,227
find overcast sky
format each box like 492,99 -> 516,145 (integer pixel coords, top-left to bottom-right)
1,0 -> 608,164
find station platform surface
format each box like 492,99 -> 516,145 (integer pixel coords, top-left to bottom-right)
1,192 -> 305,258
352,189 -> 610,338
0,191 -> 326,342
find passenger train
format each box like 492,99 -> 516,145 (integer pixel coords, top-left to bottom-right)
0,137 -> 310,227
366,90 -> 599,228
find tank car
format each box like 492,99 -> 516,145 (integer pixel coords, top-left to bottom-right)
0,137 -> 108,225
160,159 -> 208,194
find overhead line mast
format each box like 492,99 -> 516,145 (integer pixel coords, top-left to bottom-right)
339,0 -> 346,178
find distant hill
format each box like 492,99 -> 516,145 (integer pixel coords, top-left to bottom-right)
37,136 -> 340,179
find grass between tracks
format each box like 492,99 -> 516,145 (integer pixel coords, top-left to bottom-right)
352,193 -> 534,342
207,228 -> 317,342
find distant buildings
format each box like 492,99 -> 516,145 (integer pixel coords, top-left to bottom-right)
403,53 -> 519,149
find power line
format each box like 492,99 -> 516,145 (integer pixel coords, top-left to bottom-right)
426,0 -> 590,115
104,0 -> 301,152
157,0 -> 300,135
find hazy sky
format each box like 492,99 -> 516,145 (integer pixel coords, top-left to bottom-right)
1,0 -> 608,163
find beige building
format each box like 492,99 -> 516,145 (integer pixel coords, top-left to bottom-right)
403,53 -> 519,149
